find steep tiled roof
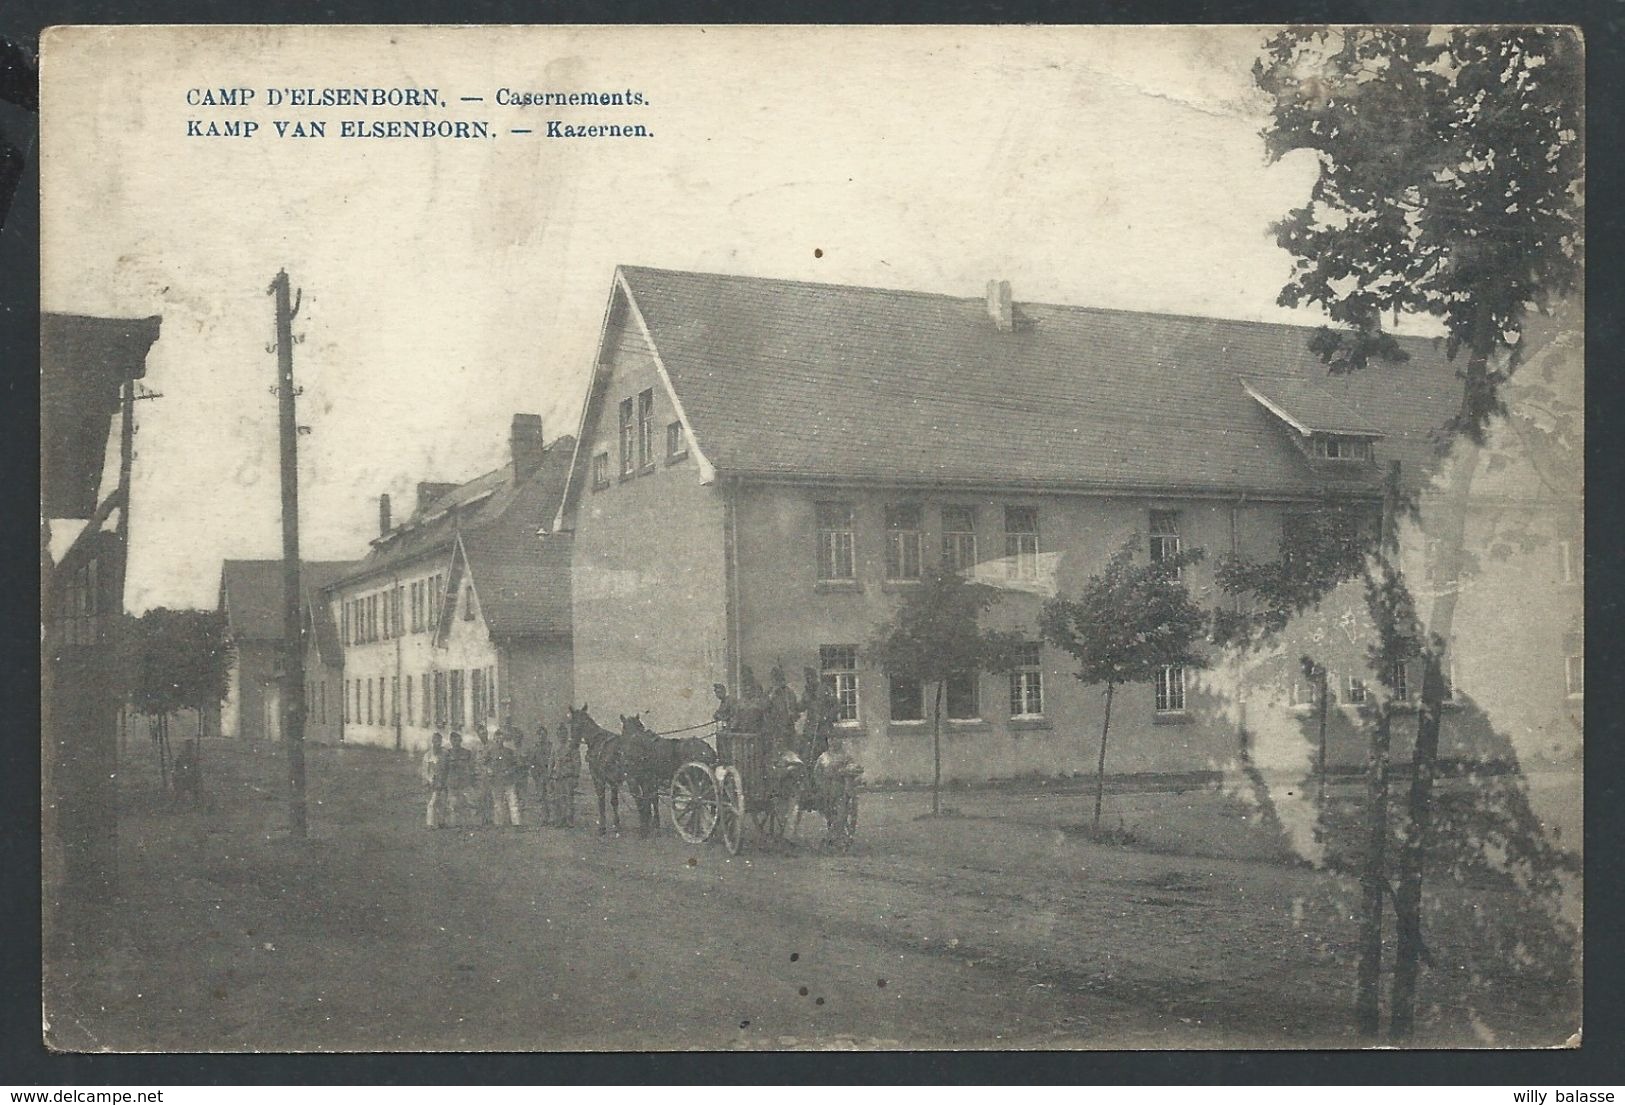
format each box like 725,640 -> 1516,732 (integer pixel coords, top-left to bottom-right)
462,531 -> 573,639
614,266 -> 1465,498
337,437 -> 574,586
42,313 -> 161,519
219,560 -> 358,642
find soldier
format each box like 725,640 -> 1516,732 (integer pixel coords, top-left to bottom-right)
799,666 -> 836,765
711,683 -> 735,732
471,725 -> 493,826
486,729 -> 523,827
443,730 -> 474,828
421,731 -> 448,829
764,664 -> 799,756
547,711 -> 582,827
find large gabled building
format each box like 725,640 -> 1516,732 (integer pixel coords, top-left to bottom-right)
326,415 -> 575,752
551,265 -> 1534,784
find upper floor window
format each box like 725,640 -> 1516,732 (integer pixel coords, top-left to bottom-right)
1313,435 -> 1374,461
637,388 -> 655,471
1390,660 -> 1410,702
592,452 -> 610,491
1155,664 -> 1187,713
816,501 -> 856,581
1565,632 -> 1583,698
1559,539 -> 1579,584
1150,509 -> 1182,580
885,503 -> 923,581
942,505 -> 977,574
1005,506 -> 1039,580
666,420 -> 686,461
618,397 -> 636,478
1010,642 -> 1044,717
820,645 -> 860,724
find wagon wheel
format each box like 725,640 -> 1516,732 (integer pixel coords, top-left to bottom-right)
670,761 -> 719,844
717,766 -> 745,855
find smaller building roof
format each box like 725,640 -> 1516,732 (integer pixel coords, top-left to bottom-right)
461,531 -> 573,639
1241,377 -> 1387,438
219,560 -> 359,642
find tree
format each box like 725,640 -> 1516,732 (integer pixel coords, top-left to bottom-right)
124,608 -> 233,790
868,567 -> 1026,816
1254,26 -> 1583,1039
1040,539 -> 1208,833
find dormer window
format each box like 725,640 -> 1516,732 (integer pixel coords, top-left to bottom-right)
1311,435 -> 1375,462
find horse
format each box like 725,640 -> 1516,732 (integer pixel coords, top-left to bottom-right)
568,705 -> 624,835
620,714 -> 717,837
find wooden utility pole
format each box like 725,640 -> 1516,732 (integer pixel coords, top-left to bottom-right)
270,269 -> 308,838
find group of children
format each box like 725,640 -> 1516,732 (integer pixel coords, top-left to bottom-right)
418,720 -> 580,830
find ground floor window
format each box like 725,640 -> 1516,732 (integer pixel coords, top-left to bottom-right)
1345,674 -> 1368,706
391,676 -> 399,725
450,670 -> 465,729
366,678 -> 374,725
433,671 -> 447,727
820,645 -> 859,724
472,669 -> 486,722
1010,643 -> 1043,717
1155,665 -> 1186,714
487,665 -> 498,718
342,680 -> 350,724
945,671 -> 979,721
889,675 -> 924,722
406,677 -> 413,726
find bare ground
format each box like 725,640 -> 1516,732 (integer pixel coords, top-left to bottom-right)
42,739 -> 1581,1052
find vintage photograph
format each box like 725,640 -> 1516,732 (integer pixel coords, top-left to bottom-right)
38,25 -> 1582,1051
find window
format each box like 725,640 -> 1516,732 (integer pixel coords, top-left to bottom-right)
1155,665 -> 1187,713
354,680 -> 362,723
946,671 -> 980,721
394,587 -> 404,636
366,677 -> 374,725
433,671 -> 447,727
343,679 -> 350,724
1010,643 -> 1044,717
889,675 -> 924,722
1346,675 -> 1368,706
592,452 -> 610,491
1314,436 -> 1373,461
463,584 -> 476,621
637,388 -> 655,471
389,676 -> 399,725
942,506 -> 977,573
816,501 -> 856,581
666,420 -> 686,461
472,669 -> 485,722
1005,506 -> 1039,580
1390,660 -> 1410,702
1150,510 -> 1182,580
420,673 -> 430,727
488,666 -> 498,717
885,503 -> 923,581
342,601 -> 350,646
820,645 -> 860,724
618,397 -> 636,478
1565,632 -> 1583,697
406,676 -> 414,726
450,669 -> 465,727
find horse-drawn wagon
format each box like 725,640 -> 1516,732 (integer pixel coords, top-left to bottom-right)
669,725 -> 859,854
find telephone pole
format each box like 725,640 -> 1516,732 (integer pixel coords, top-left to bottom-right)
269,269 -> 307,839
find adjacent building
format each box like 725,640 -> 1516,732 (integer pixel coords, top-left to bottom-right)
326,415 -> 574,752
217,559 -> 356,742
42,311 -> 161,915
551,265 -> 1535,784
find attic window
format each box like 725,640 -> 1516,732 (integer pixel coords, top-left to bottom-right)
1312,436 -> 1374,462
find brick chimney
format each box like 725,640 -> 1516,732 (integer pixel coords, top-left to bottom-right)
985,279 -> 1014,333
379,493 -> 392,536
511,413 -> 545,480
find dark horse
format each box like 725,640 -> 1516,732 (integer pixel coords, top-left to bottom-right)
621,714 -> 716,836
568,705 -> 624,835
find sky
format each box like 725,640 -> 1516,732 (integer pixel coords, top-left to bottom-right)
42,24 -> 1346,612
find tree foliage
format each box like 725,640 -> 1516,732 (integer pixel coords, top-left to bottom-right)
868,567 -> 1026,815
1255,26 -> 1583,438
1040,539 -> 1209,690
125,607 -> 233,717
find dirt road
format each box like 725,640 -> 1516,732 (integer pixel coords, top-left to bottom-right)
42,740 -> 1579,1051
